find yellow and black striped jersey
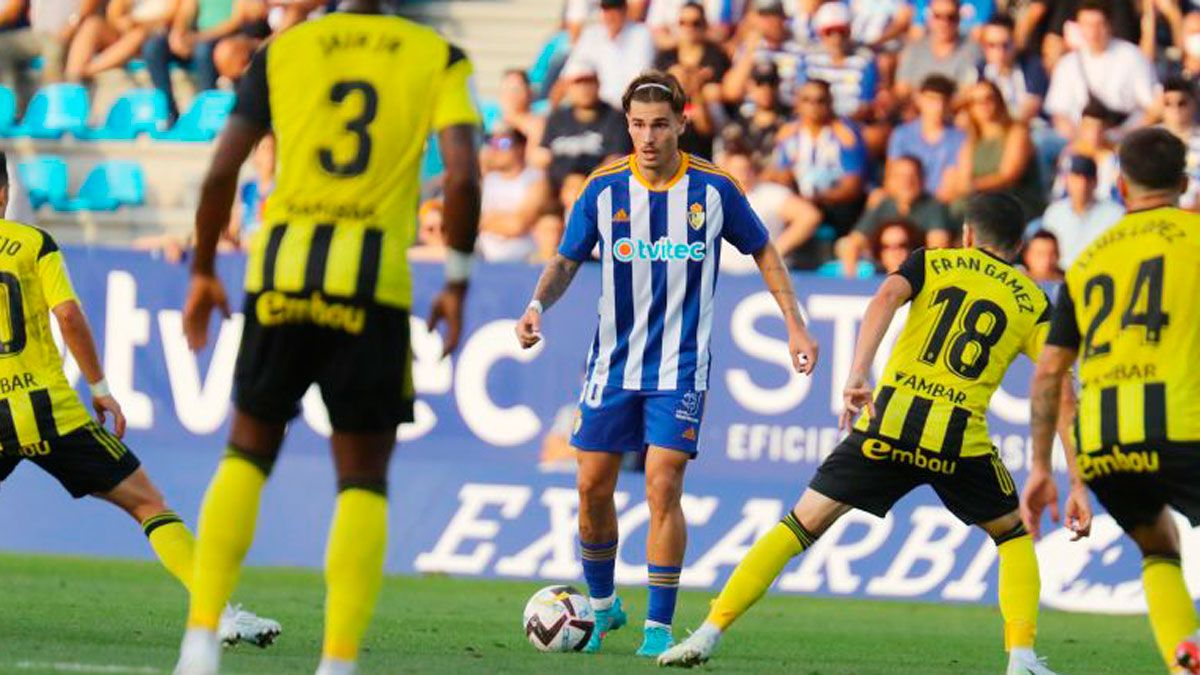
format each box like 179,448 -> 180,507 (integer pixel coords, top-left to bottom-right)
854,248 -> 1052,458
0,221 -> 90,449
231,12 -> 480,309
1047,206 -> 1200,452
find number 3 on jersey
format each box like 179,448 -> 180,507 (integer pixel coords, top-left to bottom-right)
319,80 -> 379,177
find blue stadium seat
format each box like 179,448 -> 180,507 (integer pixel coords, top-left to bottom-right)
0,86 -> 16,136
54,161 -> 146,212
480,99 -> 502,135
815,260 -> 877,279
420,134 -> 444,183
152,90 -> 234,142
16,156 -> 69,209
78,89 -> 170,141
9,84 -> 89,139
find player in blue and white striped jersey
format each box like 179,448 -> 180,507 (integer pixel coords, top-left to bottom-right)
515,70 -> 819,659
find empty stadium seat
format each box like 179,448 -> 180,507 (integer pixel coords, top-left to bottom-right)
9,84 -> 89,139
54,161 -> 146,212
0,86 -> 16,136
151,90 -> 234,142
77,89 -> 170,141
17,157 -> 69,209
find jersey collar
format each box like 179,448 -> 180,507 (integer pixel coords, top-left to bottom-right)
630,152 -> 689,192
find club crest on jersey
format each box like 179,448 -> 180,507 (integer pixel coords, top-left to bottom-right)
675,391 -> 703,424
688,202 -> 705,230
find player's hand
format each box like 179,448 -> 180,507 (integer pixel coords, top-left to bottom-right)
1064,482 -> 1093,541
183,274 -> 231,352
788,325 -> 819,376
515,307 -> 542,349
839,373 -> 874,430
1020,466 -> 1059,539
427,282 -> 467,359
92,394 -> 126,439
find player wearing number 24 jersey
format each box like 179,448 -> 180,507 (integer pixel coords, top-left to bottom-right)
1028,127 -> 1200,674
662,194 -> 1072,674
177,3 -> 482,674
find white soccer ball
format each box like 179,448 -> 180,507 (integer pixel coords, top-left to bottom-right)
522,585 -> 596,652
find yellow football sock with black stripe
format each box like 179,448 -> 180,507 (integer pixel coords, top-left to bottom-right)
1143,555 -> 1198,669
187,447 -> 270,630
995,524 -> 1039,650
323,483 -> 389,661
706,511 -> 816,631
142,511 -> 195,591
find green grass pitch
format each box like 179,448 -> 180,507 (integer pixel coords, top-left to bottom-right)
0,552 -> 1165,674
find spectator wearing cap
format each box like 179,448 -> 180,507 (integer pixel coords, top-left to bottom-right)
977,14 -> 1047,124
1044,0 -> 1157,139
534,62 -> 632,220
653,2 -> 729,158
1038,154 -> 1123,267
801,2 -> 878,121
1049,100 -> 1119,201
836,154 -> 954,276
1159,77 -> 1200,210
722,0 -> 806,106
716,60 -> 788,164
767,78 -> 868,264
561,0 -> 656,109
1021,230 -> 1063,282
887,75 -> 965,197
895,0 -> 980,101
477,128 -> 544,263
716,145 -> 823,272
645,0 -> 749,47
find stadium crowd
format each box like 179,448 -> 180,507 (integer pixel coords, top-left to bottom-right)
3,0 -> 1199,279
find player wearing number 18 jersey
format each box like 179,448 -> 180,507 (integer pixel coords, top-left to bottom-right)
662,194 -> 1066,674
176,2 -> 482,674
1028,128 -> 1200,674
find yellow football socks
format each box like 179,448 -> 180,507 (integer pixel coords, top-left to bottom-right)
323,485 -> 389,661
706,511 -> 815,631
187,449 -> 269,630
142,511 -> 196,591
997,533 -> 1040,650
1143,555 -> 1198,669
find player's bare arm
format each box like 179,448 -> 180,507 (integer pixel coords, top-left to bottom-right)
51,300 -> 126,437
751,243 -> 818,375
184,116 -> 264,350
839,274 -> 912,429
1022,345 -> 1091,540
516,254 -> 582,349
428,123 -> 482,358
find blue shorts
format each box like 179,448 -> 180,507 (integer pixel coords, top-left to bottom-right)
569,383 -> 706,456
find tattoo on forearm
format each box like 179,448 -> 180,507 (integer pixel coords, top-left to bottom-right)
1030,374 -> 1061,458
532,256 -> 582,312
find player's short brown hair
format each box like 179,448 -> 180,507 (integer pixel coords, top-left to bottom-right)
1119,127 -> 1187,191
622,71 -> 687,116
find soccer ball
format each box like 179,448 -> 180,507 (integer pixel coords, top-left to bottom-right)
522,585 -> 595,652
1177,635 -> 1200,674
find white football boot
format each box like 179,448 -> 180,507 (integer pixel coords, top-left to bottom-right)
218,604 -> 282,647
1006,648 -> 1059,675
657,623 -> 721,668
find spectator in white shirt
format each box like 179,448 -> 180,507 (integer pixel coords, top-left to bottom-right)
1044,0 -> 1157,138
562,0 -> 656,108
477,128 -> 545,263
1038,154 -> 1124,267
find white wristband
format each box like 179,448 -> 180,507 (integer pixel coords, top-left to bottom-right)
445,249 -> 472,283
527,299 -> 543,314
89,379 -> 111,398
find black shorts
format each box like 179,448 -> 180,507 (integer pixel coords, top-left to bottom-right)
234,291 -> 415,433
0,421 -> 140,498
810,431 -> 1018,525
1080,442 -> 1200,532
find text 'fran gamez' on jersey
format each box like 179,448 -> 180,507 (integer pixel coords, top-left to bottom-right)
231,12 -> 480,310
1047,206 -> 1200,453
0,221 -> 90,449
855,247 -> 1051,458
558,154 -> 769,393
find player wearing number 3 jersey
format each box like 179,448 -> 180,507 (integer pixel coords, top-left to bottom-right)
176,2 -> 482,674
1028,128 -> 1200,674
662,193 -> 1077,673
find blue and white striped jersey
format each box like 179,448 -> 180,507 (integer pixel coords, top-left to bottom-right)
559,153 -> 769,392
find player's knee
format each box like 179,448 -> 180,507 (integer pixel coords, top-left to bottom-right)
644,472 -> 684,516
577,471 -> 614,504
